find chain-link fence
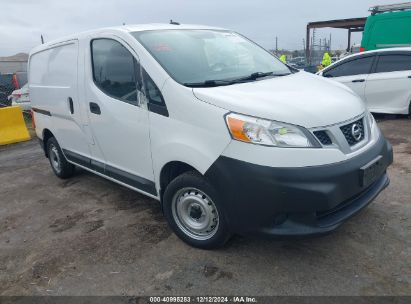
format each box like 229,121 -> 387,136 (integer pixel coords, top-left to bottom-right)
0,74 -> 14,107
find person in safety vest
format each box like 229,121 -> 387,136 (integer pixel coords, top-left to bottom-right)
322,52 -> 332,67
279,55 -> 287,64
318,52 -> 332,71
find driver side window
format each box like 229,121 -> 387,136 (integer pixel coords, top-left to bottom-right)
91,38 -> 142,106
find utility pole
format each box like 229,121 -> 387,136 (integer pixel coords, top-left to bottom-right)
311,35 -> 314,64
41,35 -> 44,44
275,36 -> 278,55
329,33 -> 332,51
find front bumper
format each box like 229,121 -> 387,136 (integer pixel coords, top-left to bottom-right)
205,135 -> 393,237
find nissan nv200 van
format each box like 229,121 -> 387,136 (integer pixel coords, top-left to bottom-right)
29,24 -> 393,249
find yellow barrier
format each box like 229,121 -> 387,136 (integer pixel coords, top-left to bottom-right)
0,106 -> 31,145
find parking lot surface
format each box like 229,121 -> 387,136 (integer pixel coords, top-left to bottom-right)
0,118 -> 410,296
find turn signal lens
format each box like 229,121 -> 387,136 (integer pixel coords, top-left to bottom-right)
226,116 -> 251,142
226,114 -> 272,145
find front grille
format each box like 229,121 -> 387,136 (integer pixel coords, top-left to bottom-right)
340,119 -> 364,146
313,130 -> 332,145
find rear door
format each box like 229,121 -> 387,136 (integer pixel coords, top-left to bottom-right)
323,55 -> 376,101
84,36 -> 156,195
365,52 -> 411,114
29,40 -> 91,158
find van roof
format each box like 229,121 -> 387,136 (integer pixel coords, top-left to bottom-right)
29,23 -> 227,55
341,47 -> 411,60
369,2 -> 411,15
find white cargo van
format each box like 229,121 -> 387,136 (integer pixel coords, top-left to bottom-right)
29,24 -> 393,248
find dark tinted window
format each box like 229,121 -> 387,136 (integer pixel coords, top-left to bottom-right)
142,69 -> 164,106
324,56 -> 374,77
376,54 -> 411,73
91,39 -> 141,105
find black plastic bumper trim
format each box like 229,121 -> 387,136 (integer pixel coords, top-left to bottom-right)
62,149 -> 157,196
205,135 -> 393,237
32,107 -> 51,116
317,174 -> 389,228
105,164 -> 157,195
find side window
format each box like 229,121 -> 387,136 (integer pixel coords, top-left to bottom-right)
142,69 -> 164,105
376,55 -> 411,73
142,69 -> 168,117
324,56 -> 374,77
91,39 -> 141,106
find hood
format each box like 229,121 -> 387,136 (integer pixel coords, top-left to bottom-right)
192,71 -> 365,128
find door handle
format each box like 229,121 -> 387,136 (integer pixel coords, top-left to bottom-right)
352,79 -> 365,83
68,97 -> 74,114
89,102 -> 101,115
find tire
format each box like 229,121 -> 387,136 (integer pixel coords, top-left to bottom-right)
46,137 -> 75,179
163,171 -> 231,249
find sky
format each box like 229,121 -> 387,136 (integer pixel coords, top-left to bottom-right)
0,0 -> 404,56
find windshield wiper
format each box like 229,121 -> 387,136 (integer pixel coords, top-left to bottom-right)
229,71 -> 291,83
183,71 -> 292,88
183,79 -> 234,88
275,72 -> 293,76
238,71 -> 274,81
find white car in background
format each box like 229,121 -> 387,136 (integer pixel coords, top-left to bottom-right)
339,44 -> 362,59
317,48 -> 411,115
8,83 -> 30,111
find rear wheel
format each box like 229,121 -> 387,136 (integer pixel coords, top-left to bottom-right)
163,171 -> 231,249
46,137 -> 75,179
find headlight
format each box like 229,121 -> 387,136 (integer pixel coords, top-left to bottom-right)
225,113 -> 318,148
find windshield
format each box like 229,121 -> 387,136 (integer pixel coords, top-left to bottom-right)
132,30 -> 291,86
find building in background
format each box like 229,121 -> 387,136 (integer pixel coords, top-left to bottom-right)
0,53 -> 28,74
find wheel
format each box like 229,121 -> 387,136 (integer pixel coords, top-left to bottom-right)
163,171 -> 231,249
46,137 -> 75,179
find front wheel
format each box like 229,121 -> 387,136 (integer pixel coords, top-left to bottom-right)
163,171 -> 231,249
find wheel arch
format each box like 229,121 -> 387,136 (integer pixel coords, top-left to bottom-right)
159,161 -> 200,201
42,128 -> 55,158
